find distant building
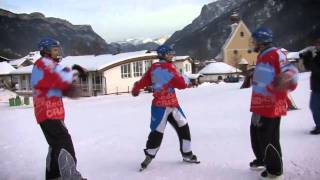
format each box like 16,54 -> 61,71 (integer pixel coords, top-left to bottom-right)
221,13 -> 258,71
8,51 -> 40,68
0,62 -> 15,88
198,62 -> 241,83
173,56 -> 193,74
10,50 -> 193,96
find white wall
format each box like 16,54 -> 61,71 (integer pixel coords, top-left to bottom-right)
199,74 -> 228,83
174,61 -> 192,74
102,59 -> 192,95
104,66 -> 140,94
103,58 -> 158,94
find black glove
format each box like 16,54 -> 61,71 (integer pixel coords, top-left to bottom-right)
299,50 -> 313,60
72,64 -> 88,78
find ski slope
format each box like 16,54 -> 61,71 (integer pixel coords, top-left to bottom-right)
0,72 -> 319,180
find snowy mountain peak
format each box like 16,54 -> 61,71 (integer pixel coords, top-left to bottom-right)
116,36 -> 169,46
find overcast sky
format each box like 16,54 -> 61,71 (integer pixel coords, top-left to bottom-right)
1,0 -> 215,42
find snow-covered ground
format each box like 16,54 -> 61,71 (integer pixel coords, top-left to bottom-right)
0,72 -> 319,180
0,89 -> 17,103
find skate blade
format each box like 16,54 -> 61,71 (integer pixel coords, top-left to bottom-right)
139,166 -> 147,172
260,174 -> 283,180
250,166 -> 265,171
139,167 -> 145,172
183,159 -> 200,164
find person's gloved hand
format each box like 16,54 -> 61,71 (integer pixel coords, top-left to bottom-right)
132,90 -> 140,97
131,82 -> 140,97
72,64 -> 88,79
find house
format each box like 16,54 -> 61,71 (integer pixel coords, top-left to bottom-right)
198,62 -> 241,83
221,13 -> 258,71
0,62 -> 15,89
9,58 -> 33,69
8,51 -> 40,68
10,50 -> 193,96
173,56 -> 193,74
9,65 -> 33,93
185,73 -> 203,87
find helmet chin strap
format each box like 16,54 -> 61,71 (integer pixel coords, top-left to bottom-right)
53,57 -> 61,62
42,51 -> 61,62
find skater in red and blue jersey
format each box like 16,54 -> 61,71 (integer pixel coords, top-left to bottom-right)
132,45 -> 199,171
31,37 -> 86,180
248,27 -> 298,180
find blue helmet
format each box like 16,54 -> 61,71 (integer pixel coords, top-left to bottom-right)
156,45 -> 175,57
252,27 -> 273,43
38,37 -> 61,52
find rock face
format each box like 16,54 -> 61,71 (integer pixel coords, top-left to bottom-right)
165,0 -> 320,60
0,9 -> 109,58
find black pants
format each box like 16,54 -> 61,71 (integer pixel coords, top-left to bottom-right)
250,113 -> 283,175
144,113 -> 193,158
40,120 -> 81,180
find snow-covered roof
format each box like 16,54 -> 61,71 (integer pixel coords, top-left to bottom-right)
238,58 -> 249,65
0,62 -> 15,75
26,51 -> 41,63
286,52 -> 300,60
9,58 -> 29,67
173,56 -> 191,62
9,51 -> 41,67
61,50 -> 157,71
185,73 -> 203,79
10,65 -> 33,75
199,62 -> 241,75
204,59 -> 217,64
11,50 -> 158,74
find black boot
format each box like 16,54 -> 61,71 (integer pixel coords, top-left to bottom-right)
249,159 -> 265,171
139,155 -> 153,171
310,127 -> 320,135
183,154 -> 200,164
260,170 -> 283,180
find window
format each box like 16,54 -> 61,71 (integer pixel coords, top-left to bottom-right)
248,49 -> 252,54
94,75 -> 102,85
80,76 -> 89,93
121,63 -> 131,78
233,50 -> 238,54
144,60 -> 152,72
91,73 -> 102,85
185,64 -> 190,72
133,61 -> 143,77
240,32 -> 244,37
91,73 -> 103,93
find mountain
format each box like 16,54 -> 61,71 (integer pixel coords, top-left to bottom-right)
166,0 -> 246,45
165,0 -> 320,60
108,36 -> 169,54
0,9 -> 110,58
